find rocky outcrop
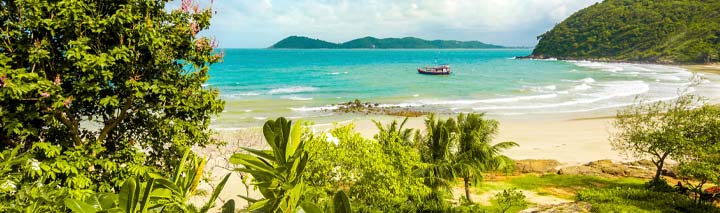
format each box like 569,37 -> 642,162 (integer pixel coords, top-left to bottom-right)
557,159 -> 658,178
522,202 -> 592,213
515,159 -> 561,174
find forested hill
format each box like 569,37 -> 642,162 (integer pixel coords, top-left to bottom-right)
270,36 -> 504,49
530,0 -> 720,64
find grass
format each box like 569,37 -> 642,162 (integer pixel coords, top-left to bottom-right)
474,174 -> 720,212
477,174 -> 644,199
578,187 -> 720,213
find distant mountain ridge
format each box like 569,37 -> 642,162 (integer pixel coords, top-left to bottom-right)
270,36 -> 505,49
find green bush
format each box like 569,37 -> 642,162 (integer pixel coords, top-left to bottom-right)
577,187 -> 719,213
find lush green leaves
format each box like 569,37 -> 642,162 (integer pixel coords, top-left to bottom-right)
1,0 -> 224,210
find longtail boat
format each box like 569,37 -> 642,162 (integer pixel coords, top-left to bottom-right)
418,65 -> 450,75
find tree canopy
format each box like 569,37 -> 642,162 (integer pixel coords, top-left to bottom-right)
0,0 -> 224,200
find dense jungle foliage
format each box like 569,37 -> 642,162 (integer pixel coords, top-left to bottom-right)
532,0 -> 720,63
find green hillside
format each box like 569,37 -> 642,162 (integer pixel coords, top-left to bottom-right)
270,36 -> 504,49
531,0 -> 720,64
271,36 -> 339,49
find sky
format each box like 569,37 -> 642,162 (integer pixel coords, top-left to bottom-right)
195,0 -> 602,48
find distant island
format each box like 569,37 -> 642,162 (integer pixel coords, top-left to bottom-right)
270,36 -> 505,49
528,0 -> 720,64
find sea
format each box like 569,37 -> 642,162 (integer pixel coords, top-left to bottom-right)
207,49 -> 720,128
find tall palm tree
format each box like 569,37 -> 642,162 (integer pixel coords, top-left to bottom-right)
454,113 -> 518,203
416,114 -> 458,204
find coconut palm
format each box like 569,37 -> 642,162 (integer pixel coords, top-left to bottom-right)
373,117 -> 415,146
454,113 -> 518,203
416,114 -> 458,205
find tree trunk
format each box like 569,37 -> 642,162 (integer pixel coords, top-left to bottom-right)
464,176 -> 472,203
653,154 -> 668,183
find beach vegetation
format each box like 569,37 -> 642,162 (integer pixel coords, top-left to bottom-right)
454,113 -> 517,203
611,95 -> 703,186
494,188 -> 527,213
229,117 -> 319,212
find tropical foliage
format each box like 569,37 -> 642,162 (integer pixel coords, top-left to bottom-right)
0,0 -> 224,205
63,149 -> 233,213
532,0 -> 720,63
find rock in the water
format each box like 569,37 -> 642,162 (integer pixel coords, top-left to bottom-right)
522,202 -> 592,213
515,159 -> 562,174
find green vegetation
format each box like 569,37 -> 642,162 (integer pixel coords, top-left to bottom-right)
0,0 -> 226,211
532,0 -> 720,63
270,36 -> 505,49
577,187 -> 718,213
494,188 -> 527,213
228,114 -> 521,212
476,174 -> 719,212
63,149 -> 232,213
612,95 -> 720,193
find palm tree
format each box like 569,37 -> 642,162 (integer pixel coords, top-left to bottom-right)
373,117 -> 415,147
416,114 -> 458,204
454,113 -> 518,203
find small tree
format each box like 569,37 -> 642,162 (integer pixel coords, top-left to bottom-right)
611,95 -> 702,185
494,188 -> 526,213
674,105 -> 720,204
454,113 -> 517,203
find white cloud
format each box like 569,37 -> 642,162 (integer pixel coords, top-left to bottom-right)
195,0 -> 600,48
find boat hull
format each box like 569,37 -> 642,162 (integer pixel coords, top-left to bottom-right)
417,69 -> 450,75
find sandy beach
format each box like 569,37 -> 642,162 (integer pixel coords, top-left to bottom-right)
344,115 -> 626,166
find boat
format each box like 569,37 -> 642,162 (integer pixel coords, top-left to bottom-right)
418,65 -> 451,75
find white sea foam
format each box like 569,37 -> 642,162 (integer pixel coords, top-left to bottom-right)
571,61 -> 624,72
574,83 -> 592,91
289,106 -> 339,112
413,94 -> 420,97
282,95 -> 313,101
414,94 -> 559,106
253,116 -> 268,120
473,81 -> 649,111
329,72 -> 341,75
268,86 -> 318,95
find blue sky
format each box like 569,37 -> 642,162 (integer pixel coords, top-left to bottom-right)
197,0 -> 601,48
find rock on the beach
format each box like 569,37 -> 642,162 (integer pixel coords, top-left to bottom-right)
557,159 -> 658,178
557,165 -> 604,176
515,159 -> 561,174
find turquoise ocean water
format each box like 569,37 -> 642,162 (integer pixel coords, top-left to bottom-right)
208,49 -> 720,128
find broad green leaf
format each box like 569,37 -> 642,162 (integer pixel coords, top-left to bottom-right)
64,198 -> 98,213
333,191 -> 352,213
119,178 -> 137,213
286,121 -> 302,161
300,202 -> 323,213
221,199 -> 235,213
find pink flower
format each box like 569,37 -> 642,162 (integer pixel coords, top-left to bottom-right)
40,92 -> 50,98
0,76 -> 6,87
